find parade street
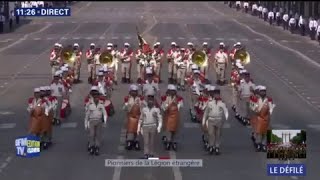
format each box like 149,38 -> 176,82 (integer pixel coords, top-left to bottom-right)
0,2 -> 318,180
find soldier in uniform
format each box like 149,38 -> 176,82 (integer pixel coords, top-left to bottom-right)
50,43 -> 63,77
50,71 -> 66,125
135,47 -> 146,83
167,42 -> 177,83
254,86 -> 275,152
202,88 -> 229,155
84,89 -> 108,156
111,44 -> 120,85
249,86 -> 261,144
161,84 -> 183,150
175,48 -> 189,91
152,42 -> 164,82
137,92 -> 162,158
201,42 -> 211,82
237,72 -> 255,125
198,84 -> 212,149
214,43 -> 228,85
123,84 -> 145,150
92,72 -> 107,96
120,43 -> 133,83
73,43 -> 82,83
85,43 -> 96,83
142,68 -> 159,97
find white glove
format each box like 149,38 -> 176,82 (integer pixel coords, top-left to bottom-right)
157,126 -> 161,133
69,89 -> 72,93
84,120 -> 89,130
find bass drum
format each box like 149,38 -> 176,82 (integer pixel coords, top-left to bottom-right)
104,99 -> 115,117
164,103 -> 179,132
126,104 -> 141,134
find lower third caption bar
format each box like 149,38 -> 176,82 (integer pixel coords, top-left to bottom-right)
105,159 -> 203,167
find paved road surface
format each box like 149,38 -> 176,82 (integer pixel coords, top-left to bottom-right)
0,2 -> 318,180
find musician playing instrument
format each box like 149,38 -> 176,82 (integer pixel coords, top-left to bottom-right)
123,84 -> 145,150
202,88 -> 229,155
50,43 -> 63,77
229,42 -> 242,64
72,43 -> 82,83
201,42 -> 211,81
142,68 -> 159,97
85,43 -> 96,82
135,48 -> 146,83
231,63 -> 243,113
120,43 -> 133,83
237,72 -> 255,125
167,42 -> 177,83
175,48 -> 189,91
214,42 -> 228,85
50,71 -> 66,125
93,47 -> 102,80
92,72 -> 108,97
152,42 -> 164,82
186,69 -> 206,122
161,84 -> 183,151
253,86 -> 275,152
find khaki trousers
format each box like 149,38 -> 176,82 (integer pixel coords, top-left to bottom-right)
154,63 -> 161,78
200,65 -> 209,79
215,63 -> 226,81
207,119 -> 223,147
239,97 -> 250,118
51,66 -> 60,78
137,64 -> 142,79
88,120 -> 103,147
142,126 -> 157,155
121,62 -> 131,79
74,63 -> 81,80
177,68 -> 186,86
54,96 -> 63,119
87,64 -> 94,74
168,62 -> 173,77
173,65 -> 178,79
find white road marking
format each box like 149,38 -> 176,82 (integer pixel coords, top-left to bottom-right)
216,38 -> 224,41
203,37 -> 211,40
0,86 -> 4,88
0,111 -> 14,115
0,162 -> 7,169
307,124 -> 320,131
111,37 -> 119,39
240,38 -> 249,41
46,37 -> 54,40
0,123 -> 16,129
85,37 -> 93,40
290,176 -> 298,179
61,122 -> 78,128
72,37 -> 80,40
0,39 -> 11,43
190,37 -> 198,40
169,151 -> 182,180
254,38 -> 263,41
0,24 -> 52,53
71,21 -> 76,23
61,37 -> 68,40
280,40 -> 288,42
164,37 -> 172,39
178,37 -> 185,40
228,38 -> 236,41
271,124 -> 290,129
99,37 -> 105,39
111,155 -> 123,180
124,36 -> 131,39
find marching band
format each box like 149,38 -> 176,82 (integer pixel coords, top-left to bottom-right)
26,38 -> 276,157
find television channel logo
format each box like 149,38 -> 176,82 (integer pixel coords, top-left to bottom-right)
15,135 -> 41,158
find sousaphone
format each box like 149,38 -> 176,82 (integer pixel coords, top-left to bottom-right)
99,50 -> 113,66
191,50 -> 207,67
234,47 -> 250,65
61,46 -> 76,66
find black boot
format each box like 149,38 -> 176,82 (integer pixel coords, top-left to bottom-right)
209,146 -> 214,155
89,146 -> 95,155
56,119 -> 61,125
42,142 -> 49,150
52,118 -> 56,125
231,105 -> 236,112
134,141 -> 140,150
256,144 -> 261,152
94,146 -> 100,156
165,142 -> 171,150
121,77 -> 126,83
126,140 -> 132,150
251,133 -> 256,142
215,147 -> 220,155
171,142 -> 177,151
87,142 -> 90,151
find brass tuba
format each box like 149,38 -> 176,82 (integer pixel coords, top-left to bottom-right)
99,50 -> 113,66
191,50 -> 207,67
234,48 -> 250,65
61,46 -> 76,66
